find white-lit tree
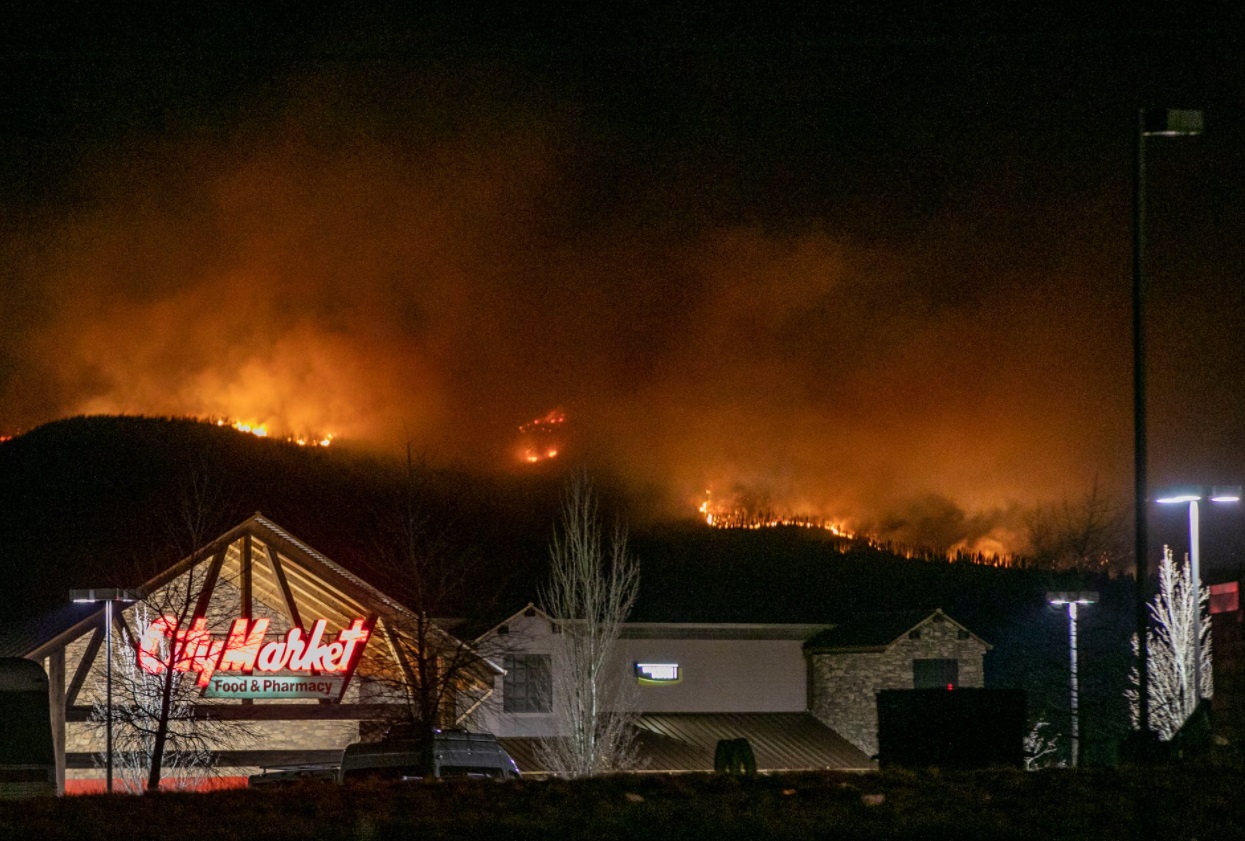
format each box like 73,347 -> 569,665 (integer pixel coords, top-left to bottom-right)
1126,546 -> 1212,740
1022,719 -> 1064,770
537,473 -> 640,778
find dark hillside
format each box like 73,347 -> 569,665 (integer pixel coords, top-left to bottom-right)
0,416 -> 564,625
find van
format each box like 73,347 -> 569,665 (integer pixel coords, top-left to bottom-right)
338,728 -> 520,782
0,659 -> 56,798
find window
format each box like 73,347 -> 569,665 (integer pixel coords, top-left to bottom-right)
503,654 -> 551,713
913,658 -> 959,689
634,663 -> 681,685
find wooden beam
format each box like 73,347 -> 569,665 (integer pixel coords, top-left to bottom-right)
67,703 -> 400,722
240,535 -> 254,706
335,613 -> 378,704
254,527 -> 401,619
192,545 -> 228,620
112,607 -> 136,653
382,617 -> 417,691
66,627 -> 103,707
264,544 -> 303,631
48,650 -> 65,794
242,533 -> 253,620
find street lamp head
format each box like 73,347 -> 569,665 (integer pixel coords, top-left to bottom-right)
1211,485 -> 1242,503
1142,109 -> 1204,137
1048,591 -> 1099,606
69,588 -> 137,603
1155,486 -> 1203,504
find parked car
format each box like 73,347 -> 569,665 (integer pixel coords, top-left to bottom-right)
339,728 -> 520,782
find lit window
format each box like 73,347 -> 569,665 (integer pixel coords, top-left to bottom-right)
635,663 -> 681,685
913,658 -> 958,689
504,654 -> 551,712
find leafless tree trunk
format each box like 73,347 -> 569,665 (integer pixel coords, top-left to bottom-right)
537,473 -> 640,778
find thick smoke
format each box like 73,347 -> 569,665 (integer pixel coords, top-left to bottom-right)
0,67 -> 1157,553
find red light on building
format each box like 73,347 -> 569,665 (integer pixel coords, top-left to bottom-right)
1210,582 -> 1240,615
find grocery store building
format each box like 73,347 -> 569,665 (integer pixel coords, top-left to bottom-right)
3,513 -> 499,793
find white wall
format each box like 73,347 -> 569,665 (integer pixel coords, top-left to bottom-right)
472,611 -> 561,738
472,617 -> 821,737
613,631 -> 815,713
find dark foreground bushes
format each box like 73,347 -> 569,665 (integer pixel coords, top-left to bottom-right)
2,767 -> 1244,841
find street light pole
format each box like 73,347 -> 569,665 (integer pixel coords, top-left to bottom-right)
1132,108 -> 1203,742
1049,592 -> 1098,767
1156,485 -> 1240,710
70,589 -> 136,794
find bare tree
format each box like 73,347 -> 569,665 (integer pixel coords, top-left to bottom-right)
537,473 -> 640,778
87,469 -> 250,792
1026,479 -> 1128,573
89,604 -> 243,792
367,447 -> 500,737
1126,546 -> 1212,740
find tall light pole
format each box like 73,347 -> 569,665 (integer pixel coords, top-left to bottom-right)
1132,108 -> 1203,741
70,588 -> 135,794
1155,485 -> 1240,707
1048,591 -> 1098,767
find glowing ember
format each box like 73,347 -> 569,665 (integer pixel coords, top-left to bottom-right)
517,409 -> 566,465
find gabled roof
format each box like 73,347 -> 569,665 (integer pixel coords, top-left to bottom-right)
501,713 -> 874,773
9,512 -> 503,676
472,602 -> 553,643
138,512 -> 412,622
802,609 -> 990,653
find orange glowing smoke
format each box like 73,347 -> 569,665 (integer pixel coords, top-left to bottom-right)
517,410 -> 566,464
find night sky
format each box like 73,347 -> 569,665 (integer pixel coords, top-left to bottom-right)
3,4 -> 1244,558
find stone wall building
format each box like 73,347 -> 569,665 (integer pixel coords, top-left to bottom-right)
805,609 -> 991,757
472,604 -> 990,770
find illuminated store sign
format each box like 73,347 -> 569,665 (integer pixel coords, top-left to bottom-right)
137,616 -> 371,698
635,662 -> 681,685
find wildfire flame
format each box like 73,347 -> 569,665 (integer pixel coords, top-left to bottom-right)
698,490 -> 850,536
696,490 -> 1018,567
214,418 -> 334,447
517,409 -> 566,465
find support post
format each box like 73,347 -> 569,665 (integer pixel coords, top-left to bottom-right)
1132,108 -> 1151,737
48,649 -> 66,795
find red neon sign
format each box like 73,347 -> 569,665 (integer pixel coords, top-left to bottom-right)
137,616 -> 370,688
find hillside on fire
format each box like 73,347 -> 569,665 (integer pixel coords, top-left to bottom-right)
0,415 -> 1138,762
